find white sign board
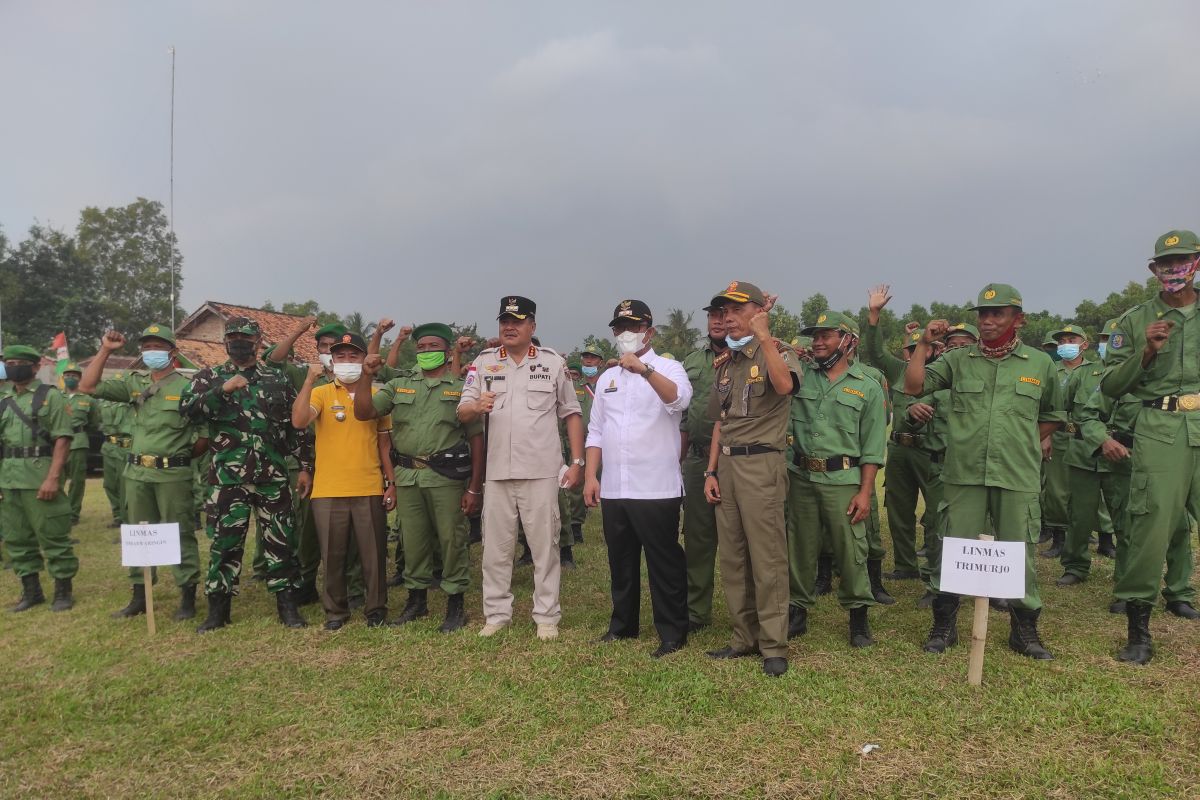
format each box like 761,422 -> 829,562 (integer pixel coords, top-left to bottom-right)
120,523 -> 182,568
940,537 -> 1025,599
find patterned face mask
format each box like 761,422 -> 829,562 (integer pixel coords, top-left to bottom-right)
1154,257 -> 1198,293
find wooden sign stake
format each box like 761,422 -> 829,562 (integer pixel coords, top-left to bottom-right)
143,567 -> 157,635
966,534 -> 993,686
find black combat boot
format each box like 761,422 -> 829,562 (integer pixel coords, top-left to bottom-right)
293,579 -> 320,606
560,545 -> 576,570
468,515 -> 482,545
1037,526 -> 1052,545
1040,528 -> 1065,558
276,589 -> 308,629
989,597 -> 1010,612
867,559 -> 895,605
50,578 -> 74,612
923,593 -> 960,653
389,588 -> 429,626
572,523 -> 583,544
174,584 -> 197,621
11,573 -> 45,612
1164,600 -> 1200,620
112,584 -> 147,618
1116,602 -> 1153,665
849,606 -> 874,648
916,589 -> 936,609
1008,607 -> 1053,660
1096,532 -> 1116,558
197,592 -> 231,633
440,592 -> 467,633
1109,599 -> 1126,615
787,605 -> 807,640
814,555 -> 833,596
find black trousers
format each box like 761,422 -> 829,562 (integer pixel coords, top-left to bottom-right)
601,497 -> 688,643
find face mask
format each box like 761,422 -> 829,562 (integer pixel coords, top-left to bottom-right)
143,350 -> 172,370
1097,342 -> 1107,359
0,362 -> 6,381
581,365 -> 598,378
614,331 -> 646,356
226,339 -> 256,362
416,351 -> 447,371
333,363 -> 363,384
726,334 -> 754,351
63,376 -> 80,390
814,335 -> 850,371
6,364 -> 34,383
318,353 -> 333,369
1056,343 -> 1082,361
1157,259 -> 1196,293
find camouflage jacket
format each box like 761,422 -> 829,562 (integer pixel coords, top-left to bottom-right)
180,359 -> 313,485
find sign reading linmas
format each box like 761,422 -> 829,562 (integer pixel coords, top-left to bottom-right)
120,523 -> 182,567
940,537 -> 1025,599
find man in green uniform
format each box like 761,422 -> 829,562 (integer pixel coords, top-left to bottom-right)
97,395 -> 134,527
905,284 -> 1063,661
60,363 -> 96,525
560,352 -> 594,550
81,325 -> 206,620
356,322 -> 484,632
1040,325 -> 1090,559
570,345 -> 604,544
0,345 -> 79,611
701,281 -> 801,677
1103,230 -> 1200,664
680,304 -> 726,631
786,311 -> 886,647
181,317 -> 311,631
849,341 -> 895,605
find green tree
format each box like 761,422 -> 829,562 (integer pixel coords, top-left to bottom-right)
1072,278 -> 1158,335
799,293 -> 830,329
768,302 -> 803,343
651,308 -> 701,356
342,311 -> 377,338
578,335 -> 618,363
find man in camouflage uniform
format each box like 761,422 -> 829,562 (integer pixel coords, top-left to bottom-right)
181,317 -> 311,631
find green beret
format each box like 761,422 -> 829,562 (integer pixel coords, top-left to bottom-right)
413,322 -> 453,345
314,323 -> 347,341
138,323 -> 177,347
3,345 -> 42,362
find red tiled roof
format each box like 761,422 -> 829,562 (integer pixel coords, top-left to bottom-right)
175,301 -> 320,368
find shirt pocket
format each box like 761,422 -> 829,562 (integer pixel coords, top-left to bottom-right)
833,390 -> 864,434
527,381 -> 556,411
1011,380 -> 1042,420
951,378 -> 986,413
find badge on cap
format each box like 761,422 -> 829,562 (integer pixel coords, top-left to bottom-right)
817,314 -> 827,323
148,325 -> 160,333
727,281 -> 739,293
983,289 -> 997,300
1166,235 -> 1181,247
505,298 -> 519,314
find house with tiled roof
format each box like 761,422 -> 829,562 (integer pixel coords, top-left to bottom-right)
174,301 -> 318,369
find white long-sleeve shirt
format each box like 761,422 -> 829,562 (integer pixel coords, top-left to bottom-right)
585,349 -> 692,500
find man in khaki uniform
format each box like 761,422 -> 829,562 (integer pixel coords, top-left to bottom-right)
458,296 -> 584,641
701,281 -> 801,677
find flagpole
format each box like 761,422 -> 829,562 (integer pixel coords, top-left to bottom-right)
168,45 -> 177,331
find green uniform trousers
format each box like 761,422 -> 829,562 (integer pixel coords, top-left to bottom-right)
714,451 -> 789,659
787,477 -> 874,610
883,444 -> 941,574
682,452 -> 719,626
1062,467 -> 1128,580
932,483 -> 1042,611
1115,430 -> 1200,606
397,484 -> 470,595
1,488 -> 78,579
1040,440 -> 1070,531
865,487 -> 884,561
100,442 -> 129,523
64,449 -> 88,522
557,488 -> 574,547
1161,518 -> 1195,603
125,478 -> 201,588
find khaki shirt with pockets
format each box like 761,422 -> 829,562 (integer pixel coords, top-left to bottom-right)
706,337 -> 801,450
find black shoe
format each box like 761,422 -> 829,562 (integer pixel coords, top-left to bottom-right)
294,581 -> 320,606
389,588 -> 429,626
439,593 -> 467,633
849,606 -> 874,648
572,523 -> 583,544
923,594 -> 960,653
365,609 -> 387,628
431,570 -> 443,591
916,590 -> 936,610
560,546 -> 576,570
1037,526 -> 1052,545
706,646 -> 758,659
387,571 -> 405,588
814,555 -> 833,596
50,578 -> 74,612
1109,599 -> 1127,615
597,631 -> 636,643
1116,603 -> 1153,665
884,569 -> 920,581
174,584 -> 197,621
1165,600 -> 1200,620
868,559 -> 895,605
1056,573 -> 1084,588
1040,529 -> 1065,559
1008,607 -> 1053,660
276,590 -> 308,628
323,619 -> 346,631
1096,532 -> 1116,558
687,620 -> 710,634
516,545 -> 533,566
197,592 -> 231,633
11,573 -> 45,612
762,657 -> 788,677
348,594 -> 365,610
989,598 -> 1010,612
787,605 -> 808,640
652,640 -> 684,659
112,583 -> 148,618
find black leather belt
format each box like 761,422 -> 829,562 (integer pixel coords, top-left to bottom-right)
1063,422 -> 1078,435
793,453 -> 860,472
106,435 -> 132,447
689,441 -> 710,460
2,446 -> 53,458
1143,394 -> 1200,412
720,444 -> 778,457
891,432 -> 924,447
129,454 -> 191,468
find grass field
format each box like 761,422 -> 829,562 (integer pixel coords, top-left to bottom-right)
3,477 -> 1200,799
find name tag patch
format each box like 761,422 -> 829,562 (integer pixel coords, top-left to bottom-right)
443,390 -> 462,397
842,387 -> 865,398
1019,377 -> 1041,386
396,387 -> 416,395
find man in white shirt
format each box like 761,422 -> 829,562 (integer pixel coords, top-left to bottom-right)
584,300 -> 693,658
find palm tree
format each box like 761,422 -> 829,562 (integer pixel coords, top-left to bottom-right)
651,308 -> 700,357
342,311 -> 376,338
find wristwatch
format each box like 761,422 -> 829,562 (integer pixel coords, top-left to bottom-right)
703,470 -> 718,478
641,363 -> 656,378
571,458 -> 585,467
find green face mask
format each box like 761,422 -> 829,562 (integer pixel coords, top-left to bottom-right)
417,351 -> 447,371
63,376 -> 80,390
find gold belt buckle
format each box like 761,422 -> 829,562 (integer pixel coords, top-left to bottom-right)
1179,394 -> 1200,412
806,457 -> 826,472
721,446 -> 731,456
895,433 -> 915,447
139,454 -> 158,468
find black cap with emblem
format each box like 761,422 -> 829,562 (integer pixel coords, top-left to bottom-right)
497,296 -> 536,320
608,299 -> 653,328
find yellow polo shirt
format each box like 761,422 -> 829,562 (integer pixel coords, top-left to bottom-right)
310,381 -> 392,498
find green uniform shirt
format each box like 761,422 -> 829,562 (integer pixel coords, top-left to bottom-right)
95,370 -> 201,484
0,380 -> 73,489
97,396 -> 134,437
373,370 -> 482,488
789,361 -> 887,485
63,391 -> 96,450
706,337 -> 801,450
681,343 -> 722,447
863,322 -> 912,427
1072,364 -> 1138,474
921,342 -> 1064,493
1102,294 -> 1200,449
856,360 -> 892,421
1050,360 -> 1082,451
562,380 -> 595,459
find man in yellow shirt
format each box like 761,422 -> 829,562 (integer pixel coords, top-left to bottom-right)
292,332 -> 396,630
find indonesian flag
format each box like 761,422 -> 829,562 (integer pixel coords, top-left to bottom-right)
52,332 -> 69,374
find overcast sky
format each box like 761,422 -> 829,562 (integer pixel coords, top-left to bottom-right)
3,2 -> 1198,349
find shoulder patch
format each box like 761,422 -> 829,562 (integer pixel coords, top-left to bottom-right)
1109,333 -> 1124,350
842,387 -> 865,398
1019,376 -> 1041,386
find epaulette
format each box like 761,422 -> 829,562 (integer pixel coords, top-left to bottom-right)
539,346 -> 561,358
713,351 -> 732,368
478,347 -> 498,355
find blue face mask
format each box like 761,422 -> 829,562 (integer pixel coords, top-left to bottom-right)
1056,343 -> 1082,361
143,350 -> 172,370
1097,342 -> 1107,360
726,334 -> 755,351
581,365 -> 598,377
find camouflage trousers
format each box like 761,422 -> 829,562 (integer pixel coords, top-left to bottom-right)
204,481 -> 299,596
